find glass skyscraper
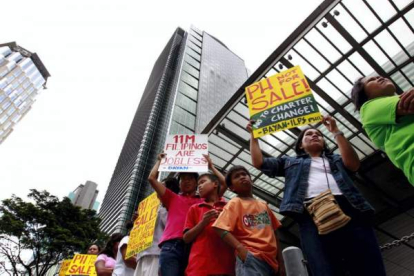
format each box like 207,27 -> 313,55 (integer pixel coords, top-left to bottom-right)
99,26 -> 248,234
0,42 -> 50,144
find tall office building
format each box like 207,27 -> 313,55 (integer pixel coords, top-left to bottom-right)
68,181 -> 100,211
0,42 -> 50,144
99,26 -> 248,234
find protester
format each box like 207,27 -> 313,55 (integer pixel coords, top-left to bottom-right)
352,76 -> 414,185
248,116 -> 386,276
183,156 -> 235,276
212,165 -> 284,276
112,220 -> 137,276
148,153 -> 227,276
134,178 -> 178,276
87,244 -> 101,255
95,233 -> 123,276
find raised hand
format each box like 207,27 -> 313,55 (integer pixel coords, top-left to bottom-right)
202,154 -> 213,170
321,115 -> 339,133
157,152 -> 166,161
246,120 -> 255,133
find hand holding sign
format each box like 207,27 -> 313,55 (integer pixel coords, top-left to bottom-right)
158,152 -> 166,161
202,154 -> 213,170
321,115 -> 339,133
246,120 -> 255,134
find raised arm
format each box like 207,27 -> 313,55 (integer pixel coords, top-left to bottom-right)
148,153 -> 167,197
247,120 -> 263,169
203,154 -> 227,197
322,116 -> 360,171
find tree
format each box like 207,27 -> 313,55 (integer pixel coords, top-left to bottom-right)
0,189 -> 108,276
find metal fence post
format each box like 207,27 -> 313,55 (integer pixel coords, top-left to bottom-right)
283,246 -> 309,276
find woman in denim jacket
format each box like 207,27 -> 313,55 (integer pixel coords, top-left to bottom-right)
248,115 -> 386,276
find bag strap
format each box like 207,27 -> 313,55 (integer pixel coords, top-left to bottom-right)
321,156 -> 330,190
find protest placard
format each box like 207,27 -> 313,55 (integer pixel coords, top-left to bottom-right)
245,66 -> 322,138
59,260 -> 72,276
125,192 -> 160,258
159,134 -> 208,172
66,254 -> 97,276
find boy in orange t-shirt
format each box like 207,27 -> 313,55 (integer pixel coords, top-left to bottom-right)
213,165 -> 285,276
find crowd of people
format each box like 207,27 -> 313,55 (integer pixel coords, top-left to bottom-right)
88,76 -> 413,276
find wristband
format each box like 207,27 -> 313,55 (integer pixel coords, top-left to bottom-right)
333,131 -> 344,139
220,230 -> 229,239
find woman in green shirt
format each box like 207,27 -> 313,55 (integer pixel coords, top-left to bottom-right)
352,76 -> 414,185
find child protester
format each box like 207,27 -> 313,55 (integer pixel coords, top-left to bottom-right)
183,156 -> 235,276
213,166 -> 285,276
148,153 -> 227,276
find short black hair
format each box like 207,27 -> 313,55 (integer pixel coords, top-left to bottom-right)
178,172 -> 199,181
125,220 -> 134,231
163,177 -> 180,194
351,77 -> 368,111
225,166 -> 251,188
198,173 -> 220,194
294,127 -> 331,155
99,233 -> 124,258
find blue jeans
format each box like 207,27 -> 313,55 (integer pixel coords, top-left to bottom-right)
297,196 -> 386,276
159,239 -> 185,276
235,252 -> 275,276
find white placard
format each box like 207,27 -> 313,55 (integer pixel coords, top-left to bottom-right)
159,134 -> 208,172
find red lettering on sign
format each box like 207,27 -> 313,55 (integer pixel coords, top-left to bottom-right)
292,81 -> 304,95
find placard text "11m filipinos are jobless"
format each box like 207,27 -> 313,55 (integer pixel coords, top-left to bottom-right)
245,66 -> 322,138
159,134 -> 209,172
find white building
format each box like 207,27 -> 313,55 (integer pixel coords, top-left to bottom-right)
68,181 -> 100,211
0,42 -> 50,145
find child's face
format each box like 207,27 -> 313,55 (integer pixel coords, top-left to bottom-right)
198,175 -> 217,198
179,174 -> 198,194
230,169 -> 252,194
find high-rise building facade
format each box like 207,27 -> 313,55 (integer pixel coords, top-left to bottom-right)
68,181 -> 100,211
0,42 -> 50,144
99,26 -> 248,234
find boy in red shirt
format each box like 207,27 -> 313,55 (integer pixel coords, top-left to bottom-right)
213,165 -> 285,276
148,153 -> 227,276
183,172 -> 235,276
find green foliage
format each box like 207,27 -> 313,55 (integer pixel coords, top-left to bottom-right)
0,189 -> 108,276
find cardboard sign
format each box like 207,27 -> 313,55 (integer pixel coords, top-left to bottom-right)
125,192 -> 161,258
245,66 -> 322,138
59,260 -> 72,276
159,134 -> 208,172
66,254 -> 97,276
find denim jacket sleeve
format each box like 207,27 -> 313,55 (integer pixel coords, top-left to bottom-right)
260,156 -> 287,177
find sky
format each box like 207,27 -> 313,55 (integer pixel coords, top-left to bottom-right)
0,0 -> 323,205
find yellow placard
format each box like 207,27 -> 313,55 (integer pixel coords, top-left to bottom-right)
66,254 -> 97,276
245,66 -> 322,138
126,192 -> 160,258
59,260 -> 72,276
